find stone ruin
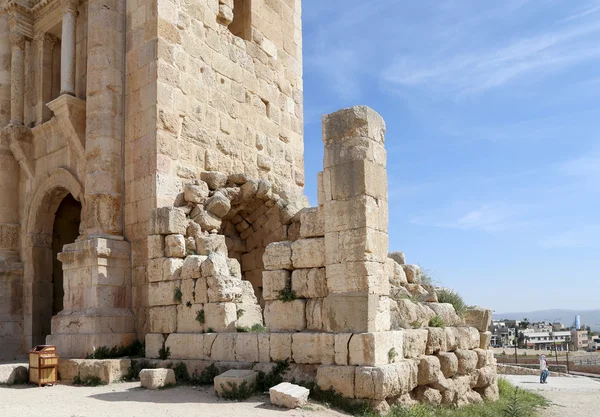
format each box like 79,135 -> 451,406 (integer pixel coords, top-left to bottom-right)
0,0 -> 497,411
141,106 -> 499,409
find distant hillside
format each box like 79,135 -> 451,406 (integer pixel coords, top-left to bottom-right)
493,309 -> 600,331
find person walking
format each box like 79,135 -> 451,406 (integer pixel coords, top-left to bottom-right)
540,354 -> 549,384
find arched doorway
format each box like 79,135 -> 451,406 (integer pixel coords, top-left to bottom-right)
51,195 -> 81,316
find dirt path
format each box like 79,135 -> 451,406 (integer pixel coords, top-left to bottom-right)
0,382 -> 348,417
503,375 -> 600,417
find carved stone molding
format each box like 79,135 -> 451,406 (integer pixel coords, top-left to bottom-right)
46,94 -> 86,160
61,0 -> 76,14
3,125 -> 33,179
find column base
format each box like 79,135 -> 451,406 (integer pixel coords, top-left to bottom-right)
48,238 -> 136,358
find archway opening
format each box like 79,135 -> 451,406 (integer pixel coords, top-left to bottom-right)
51,194 -> 81,316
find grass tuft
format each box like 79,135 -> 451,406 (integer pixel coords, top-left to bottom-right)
437,289 -> 467,316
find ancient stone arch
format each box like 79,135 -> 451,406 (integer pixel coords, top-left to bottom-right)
22,168 -> 83,347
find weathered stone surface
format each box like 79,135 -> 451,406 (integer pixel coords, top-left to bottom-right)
207,275 -> 243,302
305,299 -> 325,331
316,366 -> 355,398
165,234 -> 186,257
165,333 -> 205,359
270,382 -> 310,409
140,369 -> 176,389
201,172 -> 228,190
145,334 -> 164,359
205,191 -> 231,218
402,264 -> 421,284
418,356 -> 441,385
299,207 -> 324,238
235,333 -> 259,362
195,233 -> 228,256
184,182 -> 209,204
463,308 -> 493,332
388,252 -> 406,265
480,331 -> 492,349
292,268 -> 327,298
455,350 -> 478,375
235,304 -> 263,329
262,270 -> 291,301
177,304 -> 204,333
348,331 -> 404,366
437,352 -> 458,378
354,360 -> 418,400
264,300 -> 306,331
263,241 -> 293,270
214,370 -> 257,397
204,302 -> 237,332
270,333 -> 292,361
181,255 -> 206,279
291,238 -> 325,268
201,253 -> 230,277
386,257 -> 407,286
456,327 -> 481,350
292,333 -> 335,364
403,329 -> 428,358
150,207 -> 187,235
426,327 -> 447,355
148,235 -> 165,259
416,386 -> 442,406
428,303 -> 462,327
148,306 -> 177,333
210,333 -> 236,361
0,363 -> 28,385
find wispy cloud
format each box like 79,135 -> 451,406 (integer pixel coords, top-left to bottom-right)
411,202 -> 529,232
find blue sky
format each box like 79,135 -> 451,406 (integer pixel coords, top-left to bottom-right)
301,0 -> 600,313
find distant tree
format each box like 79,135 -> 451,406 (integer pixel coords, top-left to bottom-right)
519,318 -> 530,329
518,331 -> 526,348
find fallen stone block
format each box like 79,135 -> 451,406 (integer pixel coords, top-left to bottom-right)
0,363 -> 28,385
270,382 -> 310,408
214,369 -> 257,397
140,368 -> 176,389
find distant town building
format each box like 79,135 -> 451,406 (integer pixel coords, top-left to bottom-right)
523,330 -> 571,351
571,329 -> 589,351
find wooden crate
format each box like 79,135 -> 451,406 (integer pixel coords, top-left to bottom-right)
29,345 -> 59,386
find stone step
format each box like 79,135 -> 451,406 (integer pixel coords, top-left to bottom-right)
214,369 -> 257,397
269,382 -> 310,409
139,368 -> 176,390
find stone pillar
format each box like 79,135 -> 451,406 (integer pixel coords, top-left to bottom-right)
321,106 -> 390,333
83,0 -> 125,238
60,0 -> 77,96
33,34 -> 57,125
47,0 -> 135,357
9,32 -> 25,126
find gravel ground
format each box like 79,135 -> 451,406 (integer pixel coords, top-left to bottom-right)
0,382 -> 348,417
503,375 -> 600,417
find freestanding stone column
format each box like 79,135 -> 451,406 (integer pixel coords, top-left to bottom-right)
48,0 -> 135,357
9,32 -> 24,126
60,0 -> 77,96
321,106 -> 391,333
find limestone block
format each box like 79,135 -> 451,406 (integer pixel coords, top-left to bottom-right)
236,304 -> 263,329
184,182 -> 209,204
148,306 -> 177,333
292,333 -> 335,364
445,327 -> 460,351
262,270 -> 291,301
238,281 -> 258,304
457,327 -> 481,350
388,252 -> 406,265
235,333 -> 259,362
473,348 -> 488,369
195,233 -> 228,255
463,308 -> 492,332
165,234 -> 186,258
201,253 -> 230,277
299,207 -> 324,238
192,209 -> 222,232
207,275 -> 243,302
416,386 -> 442,406
140,368 -> 176,389
270,333 -> 292,361
177,304 -> 204,333
478,383 -> 500,401
201,171 -> 227,190
326,261 -> 389,295
337,227 -> 388,263
164,258 -> 184,280
333,334 -> 352,366
145,334 -> 164,359
165,333 -> 205,359
348,331 -> 404,366
475,366 -> 497,388
322,294 -> 371,333
194,277 -> 209,304
148,281 -> 180,306
480,331 -> 492,349
270,382 -> 310,409
263,241 -> 293,270
264,300 -> 306,331
227,258 -> 242,278
0,364 -> 27,385
455,350 -> 478,375
291,238 -> 325,269
305,299 -> 325,331
205,191 -> 231,218
214,370 -> 257,397
292,268 -> 327,298
354,360 -> 418,400
428,303 -> 462,327
150,207 -> 187,235
316,366 -> 355,398
148,235 -> 165,259
211,333 -> 237,361
402,329 -> 428,358
323,106 -> 386,144
418,356 -> 441,385
402,264 -> 421,284
258,333 -> 270,363
426,327 -> 447,355
204,302 -> 237,332
385,258 -> 407,286
437,352 -> 458,378
181,255 -> 206,279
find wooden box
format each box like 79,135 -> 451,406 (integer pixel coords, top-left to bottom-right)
29,345 -> 59,386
